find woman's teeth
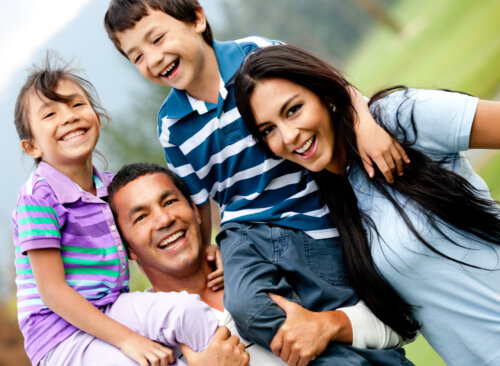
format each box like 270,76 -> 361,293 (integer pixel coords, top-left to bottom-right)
295,136 -> 314,154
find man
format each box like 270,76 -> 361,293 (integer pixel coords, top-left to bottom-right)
108,163 -> 402,366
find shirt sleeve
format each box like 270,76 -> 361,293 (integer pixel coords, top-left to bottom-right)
338,301 -> 403,349
16,190 -> 62,255
373,89 -> 479,154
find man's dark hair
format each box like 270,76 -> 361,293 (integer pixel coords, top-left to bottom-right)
108,162 -> 194,214
104,0 -> 214,57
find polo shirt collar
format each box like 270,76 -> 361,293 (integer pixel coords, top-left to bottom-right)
36,162 -> 111,204
164,40 -> 246,120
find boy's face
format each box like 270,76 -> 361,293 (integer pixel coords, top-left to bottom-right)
116,8 -> 208,92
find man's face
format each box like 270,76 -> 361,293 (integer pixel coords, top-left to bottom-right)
112,172 -> 204,278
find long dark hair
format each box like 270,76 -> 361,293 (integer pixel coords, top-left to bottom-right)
234,44 -> 500,340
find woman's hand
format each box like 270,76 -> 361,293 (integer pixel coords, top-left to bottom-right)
206,244 -> 224,291
120,332 -> 174,366
269,294 -> 351,366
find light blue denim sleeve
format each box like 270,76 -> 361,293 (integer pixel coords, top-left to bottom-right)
372,89 -> 479,154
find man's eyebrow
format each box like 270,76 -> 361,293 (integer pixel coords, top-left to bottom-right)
127,189 -> 178,218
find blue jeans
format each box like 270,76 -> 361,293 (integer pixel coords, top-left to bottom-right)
217,223 -> 412,366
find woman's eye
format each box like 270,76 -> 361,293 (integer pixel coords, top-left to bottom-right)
260,125 -> 276,137
286,104 -> 302,118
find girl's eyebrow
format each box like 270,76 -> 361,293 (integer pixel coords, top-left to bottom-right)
279,94 -> 299,116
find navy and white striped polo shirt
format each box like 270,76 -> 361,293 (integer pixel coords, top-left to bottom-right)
158,37 -> 338,239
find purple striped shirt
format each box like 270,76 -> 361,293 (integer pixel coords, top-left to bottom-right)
12,162 -> 129,365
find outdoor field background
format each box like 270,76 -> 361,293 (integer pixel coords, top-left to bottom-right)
1,0 -> 499,364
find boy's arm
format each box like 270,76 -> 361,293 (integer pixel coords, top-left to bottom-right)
349,87 -> 409,183
28,248 -> 174,366
198,200 -> 213,246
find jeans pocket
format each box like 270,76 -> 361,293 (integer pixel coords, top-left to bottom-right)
301,232 -> 350,286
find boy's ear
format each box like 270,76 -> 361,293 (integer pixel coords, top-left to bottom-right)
193,7 -> 207,34
21,139 -> 42,159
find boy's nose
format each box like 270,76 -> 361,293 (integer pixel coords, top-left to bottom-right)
148,49 -> 163,69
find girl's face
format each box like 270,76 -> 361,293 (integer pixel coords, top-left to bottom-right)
250,78 -> 342,173
22,79 -> 101,170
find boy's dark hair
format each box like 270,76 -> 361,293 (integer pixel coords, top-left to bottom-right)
104,0 -> 214,57
108,162 -> 194,215
14,51 -> 109,164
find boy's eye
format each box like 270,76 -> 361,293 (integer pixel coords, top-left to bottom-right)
153,35 -> 164,45
260,125 -> 276,137
286,104 -> 302,118
133,54 -> 143,64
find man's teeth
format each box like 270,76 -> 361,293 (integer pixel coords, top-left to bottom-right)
62,130 -> 85,141
159,231 -> 185,248
295,136 -> 314,154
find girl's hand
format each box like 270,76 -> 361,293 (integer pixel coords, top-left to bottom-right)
181,326 -> 249,366
120,332 -> 175,366
206,244 -> 224,291
269,293 -> 350,366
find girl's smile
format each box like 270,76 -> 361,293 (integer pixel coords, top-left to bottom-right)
250,78 -> 344,174
21,79 -> 101,174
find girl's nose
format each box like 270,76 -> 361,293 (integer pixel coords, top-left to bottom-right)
62,107 -> 79,125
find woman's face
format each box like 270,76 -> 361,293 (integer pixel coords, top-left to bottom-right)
250,78 -> 341,173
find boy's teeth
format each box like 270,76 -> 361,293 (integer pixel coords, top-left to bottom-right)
161,59 -> 179,77
295,137 -> 314,154
159,230 -> 185,248
62,130 -> 85,141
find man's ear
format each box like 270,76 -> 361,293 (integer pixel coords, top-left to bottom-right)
193,203 -> 202,225
193,7 -> 207,34
21,139 -> 42,159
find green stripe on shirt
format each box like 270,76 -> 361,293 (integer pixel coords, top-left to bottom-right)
17,205 -> 59,217
60,245 -> 118,255
18,228 -> 60,238
18,217 -> 60,227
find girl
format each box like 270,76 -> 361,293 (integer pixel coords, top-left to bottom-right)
12,58 -> 243,366
234,44 -> 500,366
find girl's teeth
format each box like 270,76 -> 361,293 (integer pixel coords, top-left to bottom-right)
295,137 -> 314,154
62,130 -> 85,141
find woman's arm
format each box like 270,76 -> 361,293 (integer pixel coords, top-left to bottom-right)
28,248 -> 174,366
469,100 -> 500,149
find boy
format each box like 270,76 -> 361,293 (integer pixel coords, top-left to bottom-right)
104,2 -> 411,364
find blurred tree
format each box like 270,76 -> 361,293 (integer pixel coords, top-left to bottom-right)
218,0 -> 399,66
353,0 -> 401,32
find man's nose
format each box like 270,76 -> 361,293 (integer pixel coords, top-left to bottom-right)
153,207 -> 174,230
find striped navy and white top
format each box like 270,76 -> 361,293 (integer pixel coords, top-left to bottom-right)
158,37 -> 338,240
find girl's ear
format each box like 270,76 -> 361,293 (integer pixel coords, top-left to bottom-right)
21,139 -> 42,159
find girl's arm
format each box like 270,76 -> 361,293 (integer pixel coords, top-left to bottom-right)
469,100 -> 500,149
350,87 -> 410,183
28,248 -> 174,366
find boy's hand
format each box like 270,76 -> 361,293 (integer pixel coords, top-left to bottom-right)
356,119 -> 409,183
206,244 -> 224,291
269,294 -> 350,366
120,332 -> 175,366
181,326 -> 249,366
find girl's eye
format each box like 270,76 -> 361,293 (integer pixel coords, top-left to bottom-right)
260,125 -> 276,137
43,112 -> 55,119
73,102 -> 85,108
153,34 -> 164,45
286,104 -> 302,118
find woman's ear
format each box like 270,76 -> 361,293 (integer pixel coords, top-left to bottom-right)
21,139 -> 42,159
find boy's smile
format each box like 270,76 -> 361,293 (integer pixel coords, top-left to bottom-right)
116,8 -> 217,100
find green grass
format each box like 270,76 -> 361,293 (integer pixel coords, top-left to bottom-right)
345,1 -> 500,364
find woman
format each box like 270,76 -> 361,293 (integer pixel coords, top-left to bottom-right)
234,44 -> 500,366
